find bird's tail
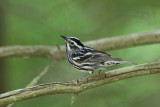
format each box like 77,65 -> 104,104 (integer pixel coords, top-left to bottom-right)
120,61 -> 137,65
112,57 -> 137,65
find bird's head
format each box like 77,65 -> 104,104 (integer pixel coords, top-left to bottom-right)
61,36 -> 84,52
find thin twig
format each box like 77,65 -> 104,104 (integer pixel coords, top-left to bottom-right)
71,93 -> 78,105
26,62 -> 55,87
6,62 -> 55,107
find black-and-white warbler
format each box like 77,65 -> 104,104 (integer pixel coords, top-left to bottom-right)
61,36 -> 136,74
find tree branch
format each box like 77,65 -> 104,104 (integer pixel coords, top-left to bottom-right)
0,30 -> 160,59
0,62 -> 160,106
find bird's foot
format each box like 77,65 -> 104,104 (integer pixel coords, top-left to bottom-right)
98,70 -> 102,75
80,73 -> 89,79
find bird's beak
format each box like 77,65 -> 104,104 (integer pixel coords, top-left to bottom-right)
61,35 -> 67,41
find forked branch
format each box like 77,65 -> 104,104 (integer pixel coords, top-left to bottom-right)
0,62 -> 160,106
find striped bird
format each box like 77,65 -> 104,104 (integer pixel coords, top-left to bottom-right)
61,36 -> 136,74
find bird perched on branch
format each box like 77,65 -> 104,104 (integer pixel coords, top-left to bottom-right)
61,36 -> 136,75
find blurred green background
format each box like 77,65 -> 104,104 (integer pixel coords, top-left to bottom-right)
0,0 -> 160,107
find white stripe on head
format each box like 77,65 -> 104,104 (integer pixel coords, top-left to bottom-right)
74,42 -> 83,49
67,36 -> 79,40
68,40 -> 83,49
66,36 -> 84,51
67,43 -> 71,51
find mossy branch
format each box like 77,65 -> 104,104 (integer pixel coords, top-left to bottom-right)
0,30 -> 160,59
0,62 -> 160,106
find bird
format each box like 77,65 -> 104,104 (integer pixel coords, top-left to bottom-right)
61,36 -> 136,75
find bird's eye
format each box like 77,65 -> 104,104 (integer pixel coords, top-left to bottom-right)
70,42 -> 74,45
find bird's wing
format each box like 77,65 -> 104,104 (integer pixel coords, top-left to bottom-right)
72,50 -> 121,64
71,52 -> 94,62
84,52 -> 111,62
94,51 -> 122,61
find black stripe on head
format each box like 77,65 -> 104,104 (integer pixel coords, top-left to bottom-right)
68,37 -> 84,47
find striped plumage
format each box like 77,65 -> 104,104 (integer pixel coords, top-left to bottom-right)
61,36 -> 136,74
